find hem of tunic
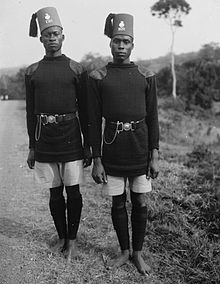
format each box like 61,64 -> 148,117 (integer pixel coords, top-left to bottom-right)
35,152 -> 84,163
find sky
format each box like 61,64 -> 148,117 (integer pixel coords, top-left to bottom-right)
1,0 -> 220,69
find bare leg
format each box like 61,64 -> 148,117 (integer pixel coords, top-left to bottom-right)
108,193 -> 130,270
132,251 -> 151,275
49,185 -> 67,252
63,239 -> 78,263
107,249 -> 130,270
50,238 -> 65,253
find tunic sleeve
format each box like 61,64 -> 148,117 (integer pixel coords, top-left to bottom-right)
25,73 -> 36,149
145,75 -> 159,150
87,77 -> 103,157
76,69 -> 90,146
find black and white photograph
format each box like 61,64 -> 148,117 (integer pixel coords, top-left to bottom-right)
0,0 -> 220,283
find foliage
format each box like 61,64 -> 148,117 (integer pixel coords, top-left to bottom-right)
156,56 -> 219,110
151,0 -> 191,24
80,52 -> 111,73
0,67 -> 26,99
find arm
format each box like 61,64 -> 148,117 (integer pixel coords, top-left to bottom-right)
75,69 -> 92,167
87,75 -> 107,183
25,72 -> 36,169
145,75 -> 160,179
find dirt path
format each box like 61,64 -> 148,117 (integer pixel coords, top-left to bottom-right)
0,100 -> 45,284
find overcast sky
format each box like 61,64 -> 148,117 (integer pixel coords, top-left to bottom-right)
1,0 -> 220,68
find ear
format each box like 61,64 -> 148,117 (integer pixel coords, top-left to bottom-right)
109,39 -> 112,48
62,34 -> 65,41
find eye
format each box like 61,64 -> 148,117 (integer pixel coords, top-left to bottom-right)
124,40 -> 130,44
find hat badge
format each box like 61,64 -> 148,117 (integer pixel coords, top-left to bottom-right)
118,21 -> 125,31
45,13 -> 53,24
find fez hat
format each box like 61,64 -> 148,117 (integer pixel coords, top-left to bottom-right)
104,13 -> 134,39
29,7 -> 62,37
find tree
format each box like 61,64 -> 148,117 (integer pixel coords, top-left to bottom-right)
151,0 -> 191,99
80,52 -> 111,73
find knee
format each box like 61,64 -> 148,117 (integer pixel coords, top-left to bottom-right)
49,185 -> 64,201
131,192 -> 146,208
112,192 -> 126,210
66,185 -> 81,200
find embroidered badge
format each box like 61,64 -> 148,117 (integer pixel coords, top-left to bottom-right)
118,21 -> 125,31
45,13 -> 53,24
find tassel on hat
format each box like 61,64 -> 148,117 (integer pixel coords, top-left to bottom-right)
28,7 -> 62,37
104,13 -> 134,39
104,13 -> 115,38
29,13 -> 38,37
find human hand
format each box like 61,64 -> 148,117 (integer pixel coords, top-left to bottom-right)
83,145 -> 92,168
149,159 -> 159,179
92,157 -> 107,184
146,149 -> 159,179
27,148 -> 35,169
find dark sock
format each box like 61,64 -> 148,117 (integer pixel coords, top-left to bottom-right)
49,185 -> 67,239
131,206 -> 147,251
111,206 -> 130,251
66,185 -> 82,240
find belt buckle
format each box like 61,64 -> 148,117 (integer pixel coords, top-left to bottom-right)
48,115 -> 56,123
123,122 -> 132,131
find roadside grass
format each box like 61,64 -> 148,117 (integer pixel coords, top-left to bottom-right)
3,100 -> 219,283
146,144 -> 220,284
11,142 -> 219,284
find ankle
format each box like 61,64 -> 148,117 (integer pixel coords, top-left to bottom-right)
133,250 -> 142,257
121,249 -> 130,256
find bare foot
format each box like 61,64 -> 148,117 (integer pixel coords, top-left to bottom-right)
63,239 -> 78,263
132,251 -> 151,276
50,238 -> 65,253
106,249 -> 130,270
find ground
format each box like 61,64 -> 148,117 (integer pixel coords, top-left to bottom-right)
0,100 -> 219,284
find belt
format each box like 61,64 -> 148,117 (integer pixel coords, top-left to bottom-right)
38,113 -> 76,125
106,118 -> 145,132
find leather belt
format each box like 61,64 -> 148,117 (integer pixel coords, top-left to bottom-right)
106,118 -> 145,132
38,113 -> 76,125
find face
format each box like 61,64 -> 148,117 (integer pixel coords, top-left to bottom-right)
110,35 -> 134,64
40,26 -> 64,55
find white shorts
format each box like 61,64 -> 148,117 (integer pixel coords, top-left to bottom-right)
102,175 -> 152,196
34,160 -> 84,188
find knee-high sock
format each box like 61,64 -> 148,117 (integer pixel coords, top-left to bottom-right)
111,206 -> 130,251
66,185 -> 82,240
49,186 -> 67,239
131,206 -> 147,251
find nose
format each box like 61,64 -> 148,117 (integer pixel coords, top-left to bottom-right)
118,41 -> 124,49
49,34 -> 56,41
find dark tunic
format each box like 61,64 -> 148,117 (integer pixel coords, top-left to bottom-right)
88,62 -> 159,177
25,54 -> 88,163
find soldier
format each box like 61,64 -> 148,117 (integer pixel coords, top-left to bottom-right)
25,7 -> 91,262
88,13 -> 159,275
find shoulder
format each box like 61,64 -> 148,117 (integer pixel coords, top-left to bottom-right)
89,65 -> 107,80
136,64 -> 155,78
25,62 -> 39,76
69,58 -> 85,74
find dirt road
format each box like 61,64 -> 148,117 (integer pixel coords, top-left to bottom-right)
0,100 -> 47,284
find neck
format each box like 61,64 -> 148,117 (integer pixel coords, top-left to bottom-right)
113,57 -> 131,64
45,49 -> 62,57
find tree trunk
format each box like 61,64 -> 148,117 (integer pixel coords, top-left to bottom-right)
170,27 -> 177,99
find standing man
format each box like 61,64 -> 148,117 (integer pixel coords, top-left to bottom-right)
88,13 -> 159,275
25,7 -> 91,262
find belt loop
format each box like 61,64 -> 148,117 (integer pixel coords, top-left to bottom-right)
55,114 -> 59,124
117,121 -> 123,133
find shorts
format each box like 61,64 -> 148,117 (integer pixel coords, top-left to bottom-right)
34,160 -> 84,188
102,175 -> 152,196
